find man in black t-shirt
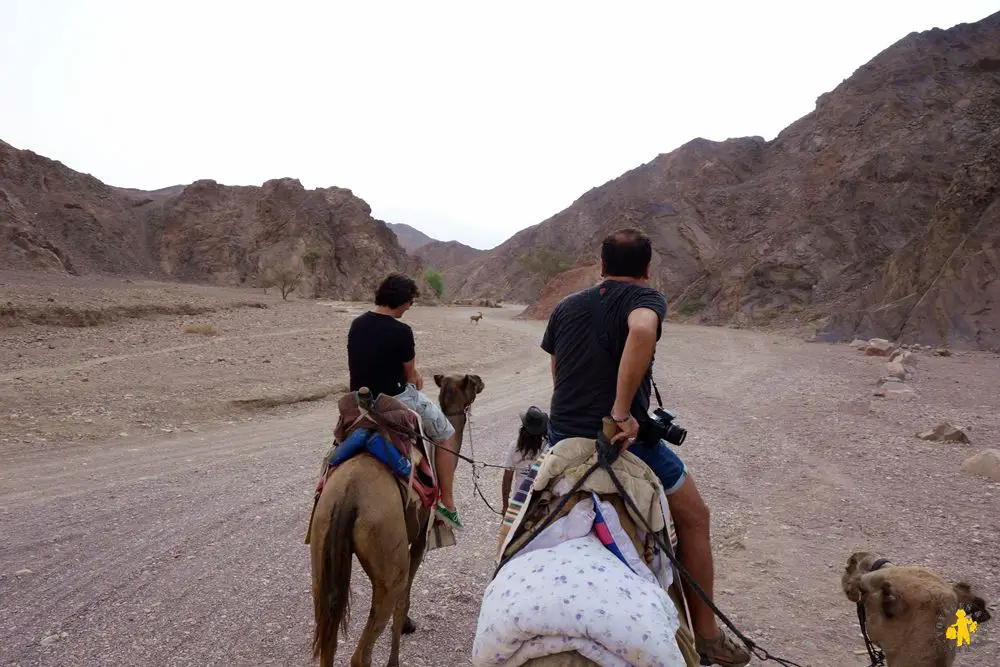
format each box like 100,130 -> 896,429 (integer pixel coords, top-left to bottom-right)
346,274 -> 465,530
541,229 -> 750,667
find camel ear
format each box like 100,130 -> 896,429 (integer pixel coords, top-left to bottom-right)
467,374 -> 484,394
880,580 -> 905,619
843,552 -> 869,601
954,583 -> 991,623
434,374 -> 444,388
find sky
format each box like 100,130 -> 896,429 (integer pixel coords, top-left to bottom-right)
1,1 -> 997,250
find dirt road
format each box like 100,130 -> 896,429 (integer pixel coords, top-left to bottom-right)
2,297 -> 998,666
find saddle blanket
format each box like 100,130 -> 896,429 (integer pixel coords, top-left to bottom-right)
473,498 -> 685,667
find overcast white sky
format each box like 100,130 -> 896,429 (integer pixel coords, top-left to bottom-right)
1,1 -> 996,249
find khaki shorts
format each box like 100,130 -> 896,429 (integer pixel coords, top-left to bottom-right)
395,383 -> 456,444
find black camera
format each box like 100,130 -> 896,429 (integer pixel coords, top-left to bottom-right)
637,408 -> 687,446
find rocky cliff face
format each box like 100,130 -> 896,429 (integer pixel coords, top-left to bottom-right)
1,140 -> 156,276
0,141 -> 423,300
387,222 -> 436,253
452,11 -> 1000,348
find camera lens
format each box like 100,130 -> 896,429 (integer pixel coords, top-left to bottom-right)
666,424 -> 687,446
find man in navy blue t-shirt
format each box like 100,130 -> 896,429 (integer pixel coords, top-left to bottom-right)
541,229 -> 750,667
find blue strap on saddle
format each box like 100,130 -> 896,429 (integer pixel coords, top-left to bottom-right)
329,427 -> 413,478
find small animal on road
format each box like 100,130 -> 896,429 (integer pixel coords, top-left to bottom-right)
470,311 -> 483,324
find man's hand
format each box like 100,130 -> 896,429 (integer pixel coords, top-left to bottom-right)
610,414 -> 640,451
403,358 -> 422,390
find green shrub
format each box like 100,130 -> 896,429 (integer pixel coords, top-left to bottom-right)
424,267 -> 444,298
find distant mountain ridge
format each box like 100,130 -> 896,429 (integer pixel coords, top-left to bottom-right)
1,139 -> 424,300
448,11 -> 1000,349
386,222 -> 436,253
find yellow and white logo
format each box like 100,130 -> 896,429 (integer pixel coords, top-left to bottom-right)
945,609 -> 978,648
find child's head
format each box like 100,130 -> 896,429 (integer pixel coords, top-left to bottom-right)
516,406 -> 549,458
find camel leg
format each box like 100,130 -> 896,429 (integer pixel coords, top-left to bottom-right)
350,500 -> 410,667
350,579 -> 405,667
400,512 -> 430,635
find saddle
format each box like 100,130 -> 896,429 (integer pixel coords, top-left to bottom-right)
304,389 -> 438,544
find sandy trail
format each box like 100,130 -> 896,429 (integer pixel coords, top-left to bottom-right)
2,302 -> 998,666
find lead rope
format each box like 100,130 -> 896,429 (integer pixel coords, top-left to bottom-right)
857,603 -> 886,667
462,407 -> 505,517
856,559 -> 891,667
493,434 -> 807,667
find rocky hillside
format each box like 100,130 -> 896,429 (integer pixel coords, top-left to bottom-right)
387,222 -> 436,253
1,140 -> 424,300
415,239 -> 483,272
452,11 -> 1000,348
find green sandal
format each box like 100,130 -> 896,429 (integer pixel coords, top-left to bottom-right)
436,503 -> 465,530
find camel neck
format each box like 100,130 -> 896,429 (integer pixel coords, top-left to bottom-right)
446,412 -> 467,444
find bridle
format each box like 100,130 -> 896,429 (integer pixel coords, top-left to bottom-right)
858,558 -> 892,667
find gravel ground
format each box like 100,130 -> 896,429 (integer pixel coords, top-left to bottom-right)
1,275 -> 998,666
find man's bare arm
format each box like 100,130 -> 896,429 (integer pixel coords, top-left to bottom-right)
610,307 -> 660,423
403,358 -> 423,390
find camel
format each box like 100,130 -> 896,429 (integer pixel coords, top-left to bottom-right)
515,493 -> 699,667
842,551 -> 991,667
309,373 -> 484,667
470,311 -> 483,324
476,419 -> 702,667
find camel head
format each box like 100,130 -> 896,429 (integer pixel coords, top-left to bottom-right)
842,551 -> 991,666
433,373 -> 485,416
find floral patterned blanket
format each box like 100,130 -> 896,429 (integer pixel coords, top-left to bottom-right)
472,496 -> 685,667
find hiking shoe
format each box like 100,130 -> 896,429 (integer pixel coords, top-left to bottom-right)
696,629 -> 751,667
436,503 -> 465,530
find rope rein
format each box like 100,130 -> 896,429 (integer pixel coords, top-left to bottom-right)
491,431 -> 807,667
458,407 -> 506,517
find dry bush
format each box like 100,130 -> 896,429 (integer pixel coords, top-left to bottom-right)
260,263 -> 303,300
183,323 -> 219,336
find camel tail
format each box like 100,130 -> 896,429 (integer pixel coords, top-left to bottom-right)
312,500 -> 357,662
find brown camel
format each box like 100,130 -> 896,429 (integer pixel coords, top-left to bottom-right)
309,373 -> 484,667
492,420 -> 702,667
842,551 -> 991,667
509,493 -> 700,667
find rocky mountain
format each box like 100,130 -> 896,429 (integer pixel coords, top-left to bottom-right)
0,140 -> 424,300
452,11 -> 1000,348
387,222 -> 436,253
414,239 -> 483,271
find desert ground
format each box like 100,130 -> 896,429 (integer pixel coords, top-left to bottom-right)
1,272 -> 998,667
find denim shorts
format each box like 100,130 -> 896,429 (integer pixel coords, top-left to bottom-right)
549,425 -> 688,495
395,384 -> 456,444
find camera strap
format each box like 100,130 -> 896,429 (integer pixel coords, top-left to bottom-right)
585,284 -> 664,412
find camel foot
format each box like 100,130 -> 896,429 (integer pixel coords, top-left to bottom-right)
402,616 -> 417,634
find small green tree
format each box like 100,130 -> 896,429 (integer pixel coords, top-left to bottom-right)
301,248 -> 322,273
424,266 -> 444,298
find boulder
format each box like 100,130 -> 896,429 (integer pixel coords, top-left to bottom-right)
885,359 -> 911,381
874,383 -> 916,399
916,423 -> 971,444
890,349 -> 917,367
865,339 -> 896,357
961,449 -> 1000,482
